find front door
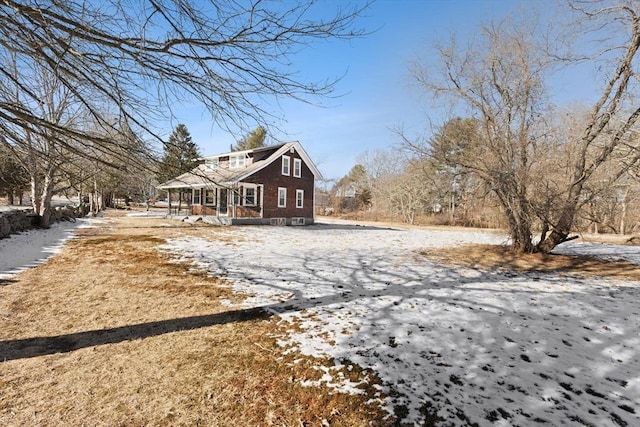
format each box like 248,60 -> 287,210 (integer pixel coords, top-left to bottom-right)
218,188 -> 228,215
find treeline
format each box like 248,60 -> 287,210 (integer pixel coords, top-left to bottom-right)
329,2 -> 640,253
0,1 -> 365,227
0,121 -> 272,227
330,114 -> 640,236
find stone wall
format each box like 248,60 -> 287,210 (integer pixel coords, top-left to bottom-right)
0,205 -> 87,239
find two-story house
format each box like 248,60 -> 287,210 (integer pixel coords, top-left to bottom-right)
156,141 -> 321,225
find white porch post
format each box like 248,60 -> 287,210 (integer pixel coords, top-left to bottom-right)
259,184 -> 264,218
232,184 -> 237,219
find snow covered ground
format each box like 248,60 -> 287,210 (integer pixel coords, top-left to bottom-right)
161,219 -> 640,426
2,213 -> 639,425
0,217 -> 101,280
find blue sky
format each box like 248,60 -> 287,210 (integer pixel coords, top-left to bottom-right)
170,0 -> 598,182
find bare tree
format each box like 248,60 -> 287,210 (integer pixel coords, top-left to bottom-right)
0,0 -> 368,224
409,2 -> 640,253
0,0 -> 368,157
358,150 -> 405,217
389,162 -> 432,225
411,13 -> 552,252
1,53 -> 89,226
536,0 -> 640,252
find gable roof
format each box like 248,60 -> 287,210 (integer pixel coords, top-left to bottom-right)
156,141 -> 322,190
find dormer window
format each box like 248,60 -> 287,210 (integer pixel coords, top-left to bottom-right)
229,154 -> 247,169
282,155 -> 290,175
205,158 -> 219,171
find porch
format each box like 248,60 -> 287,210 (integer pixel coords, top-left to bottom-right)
165,184 -> 263,220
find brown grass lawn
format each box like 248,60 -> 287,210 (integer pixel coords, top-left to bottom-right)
0,210 -> 388,427
420,244 -> 640,280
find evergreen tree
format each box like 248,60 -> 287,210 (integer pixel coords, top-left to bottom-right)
0,144 -> 29,205
157,124 -> 201,183
231,126 -> 267,151
333,164 -> 371,211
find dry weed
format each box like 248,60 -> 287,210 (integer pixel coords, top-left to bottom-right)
420,244 -> 640,280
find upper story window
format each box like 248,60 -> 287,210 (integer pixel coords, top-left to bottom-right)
293,158 -> 302,178
204,158 -> 219,171
229,154 -> 247,169
282,155 -> 290,175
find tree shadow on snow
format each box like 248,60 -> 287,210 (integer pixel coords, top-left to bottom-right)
312,221 -> 400,231
199,247 -> 640,426
1,240 -> 639,426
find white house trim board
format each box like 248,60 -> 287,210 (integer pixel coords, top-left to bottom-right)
233,141 -> 323,182
158,142 -> 323,191
242,183 -> 257,206
259,184 -> 264,218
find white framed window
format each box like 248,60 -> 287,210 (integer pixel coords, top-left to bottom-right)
193,189 -> 201,205
282,155 -> 290,175
244,185 -> 257,206
229,154 -> 246,169
293,158 -> 302,178
204,158 -> 219,171
205,189 -> 216,205
296,189 -> 304,208
277,187 -> 287,208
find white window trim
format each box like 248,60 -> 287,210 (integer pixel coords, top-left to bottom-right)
282,155 -> 290,176
296,189 -> 304,208
243,184 -> 257,207
204,158 -> 219,171
204,189 -> 216,206
293,158 -> 302,178
277,187 -> 287,208
193,188 -> 201,205
229,154 -> 247,169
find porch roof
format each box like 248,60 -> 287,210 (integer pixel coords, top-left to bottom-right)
155,162 -> 259,190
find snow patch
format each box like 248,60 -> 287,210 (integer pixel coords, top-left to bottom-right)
158,221 -> 640,425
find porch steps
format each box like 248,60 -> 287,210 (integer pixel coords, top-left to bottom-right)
170,215 -> 232,226
200,216 -> 232,226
